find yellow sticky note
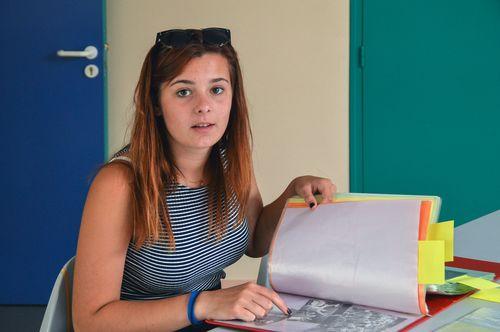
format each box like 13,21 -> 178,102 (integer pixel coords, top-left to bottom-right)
447,275 -> 471,283
428,220 -> 454,262
471,288 -> 500,303
450,276 -> 499,290
418,240 -> 445,284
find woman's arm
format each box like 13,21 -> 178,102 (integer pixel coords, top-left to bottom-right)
73,163 -> 289,331
246,173 -> 336,258
73,163 -> 196,331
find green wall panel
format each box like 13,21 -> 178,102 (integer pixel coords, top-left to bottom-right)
350,0 -> 500,226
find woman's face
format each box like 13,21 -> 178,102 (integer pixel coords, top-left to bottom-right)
159,53 -> 232,155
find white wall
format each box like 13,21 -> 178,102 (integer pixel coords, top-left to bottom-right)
107,0 -> 350,280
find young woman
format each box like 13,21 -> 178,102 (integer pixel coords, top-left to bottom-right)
73,28 -> 336,331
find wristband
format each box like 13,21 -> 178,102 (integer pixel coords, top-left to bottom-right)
187,290 -> 203,325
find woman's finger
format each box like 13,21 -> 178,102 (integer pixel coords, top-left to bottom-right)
251,293 -> 274,314
241,297 -> 268,320
297,183 -> 317,209
254,285 -> 290,315
306,193 -> 317,209
318,180 -> 336,204
330,182 -> 337,200
235,307 -> 257,322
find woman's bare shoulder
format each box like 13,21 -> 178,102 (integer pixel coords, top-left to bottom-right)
92,161 -> 134,194
80,162 -> 135,233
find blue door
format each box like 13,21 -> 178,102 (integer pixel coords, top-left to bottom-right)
0,0 -> 105,304
350,0 -> 500,226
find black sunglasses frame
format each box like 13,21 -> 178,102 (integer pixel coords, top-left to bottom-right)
155,28 -> 231,50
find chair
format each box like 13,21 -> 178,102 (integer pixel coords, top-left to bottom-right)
256,254 -> 271,288
40,256 -> 75,332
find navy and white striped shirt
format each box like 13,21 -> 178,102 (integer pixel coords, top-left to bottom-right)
110,151 -> 249,301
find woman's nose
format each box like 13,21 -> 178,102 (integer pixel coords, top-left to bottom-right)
194,93 -> 211,113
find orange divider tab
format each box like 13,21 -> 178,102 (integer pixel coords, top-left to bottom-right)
418,201 -> 432,315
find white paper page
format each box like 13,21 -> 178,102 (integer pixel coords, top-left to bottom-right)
213,293 -> 421,332
269,199 -> 423,314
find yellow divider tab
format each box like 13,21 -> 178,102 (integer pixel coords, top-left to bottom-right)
471,288 -> 500,303
418,240 -> 445,284
288,196 -> 306,204
428,220 -> 454,262
288,195 -> 324,204
448,275 -> 499,290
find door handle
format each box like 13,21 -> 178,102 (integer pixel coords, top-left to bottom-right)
57,45 -> 98,59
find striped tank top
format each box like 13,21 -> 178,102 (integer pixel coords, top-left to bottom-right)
110,149 -> 249,301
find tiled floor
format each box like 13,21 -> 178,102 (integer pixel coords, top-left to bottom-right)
0,283 -> 252,331
0,305 -> 46,332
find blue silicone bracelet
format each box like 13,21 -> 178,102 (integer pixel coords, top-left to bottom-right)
187,291 -> 203,325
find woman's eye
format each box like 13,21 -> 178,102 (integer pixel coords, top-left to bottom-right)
176,89 -> 191,97
212,87 -> 224,95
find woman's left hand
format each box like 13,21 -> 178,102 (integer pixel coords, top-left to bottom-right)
292,176 -> 336,209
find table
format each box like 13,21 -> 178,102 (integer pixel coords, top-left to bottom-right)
212,210 -> 500,331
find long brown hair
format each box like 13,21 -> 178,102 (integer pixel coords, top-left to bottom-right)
116,36 -> 253,250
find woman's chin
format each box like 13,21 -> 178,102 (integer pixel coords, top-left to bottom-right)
187,140 -> 220,151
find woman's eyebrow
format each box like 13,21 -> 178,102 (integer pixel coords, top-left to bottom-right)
211,78 -> 230,84
169,79 -> 194,87
169,77 -> 229,87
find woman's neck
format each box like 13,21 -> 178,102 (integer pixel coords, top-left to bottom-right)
172,146 -> 212,187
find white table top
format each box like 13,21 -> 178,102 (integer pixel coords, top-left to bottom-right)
454,210 -> 500,263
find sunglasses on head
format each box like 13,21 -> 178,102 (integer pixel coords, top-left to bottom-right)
155,28 -> 231,50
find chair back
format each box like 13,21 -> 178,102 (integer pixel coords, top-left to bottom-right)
257,254 -> 271,288
40,256 -> 75,332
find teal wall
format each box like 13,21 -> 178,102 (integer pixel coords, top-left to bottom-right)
350,0 -> 500,226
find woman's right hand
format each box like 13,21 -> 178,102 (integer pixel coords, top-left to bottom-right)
194,282 -> 290,322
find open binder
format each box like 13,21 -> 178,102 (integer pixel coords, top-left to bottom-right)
209,193 -> 454,331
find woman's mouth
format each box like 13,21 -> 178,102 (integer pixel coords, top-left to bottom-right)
191,123 -> 215,132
